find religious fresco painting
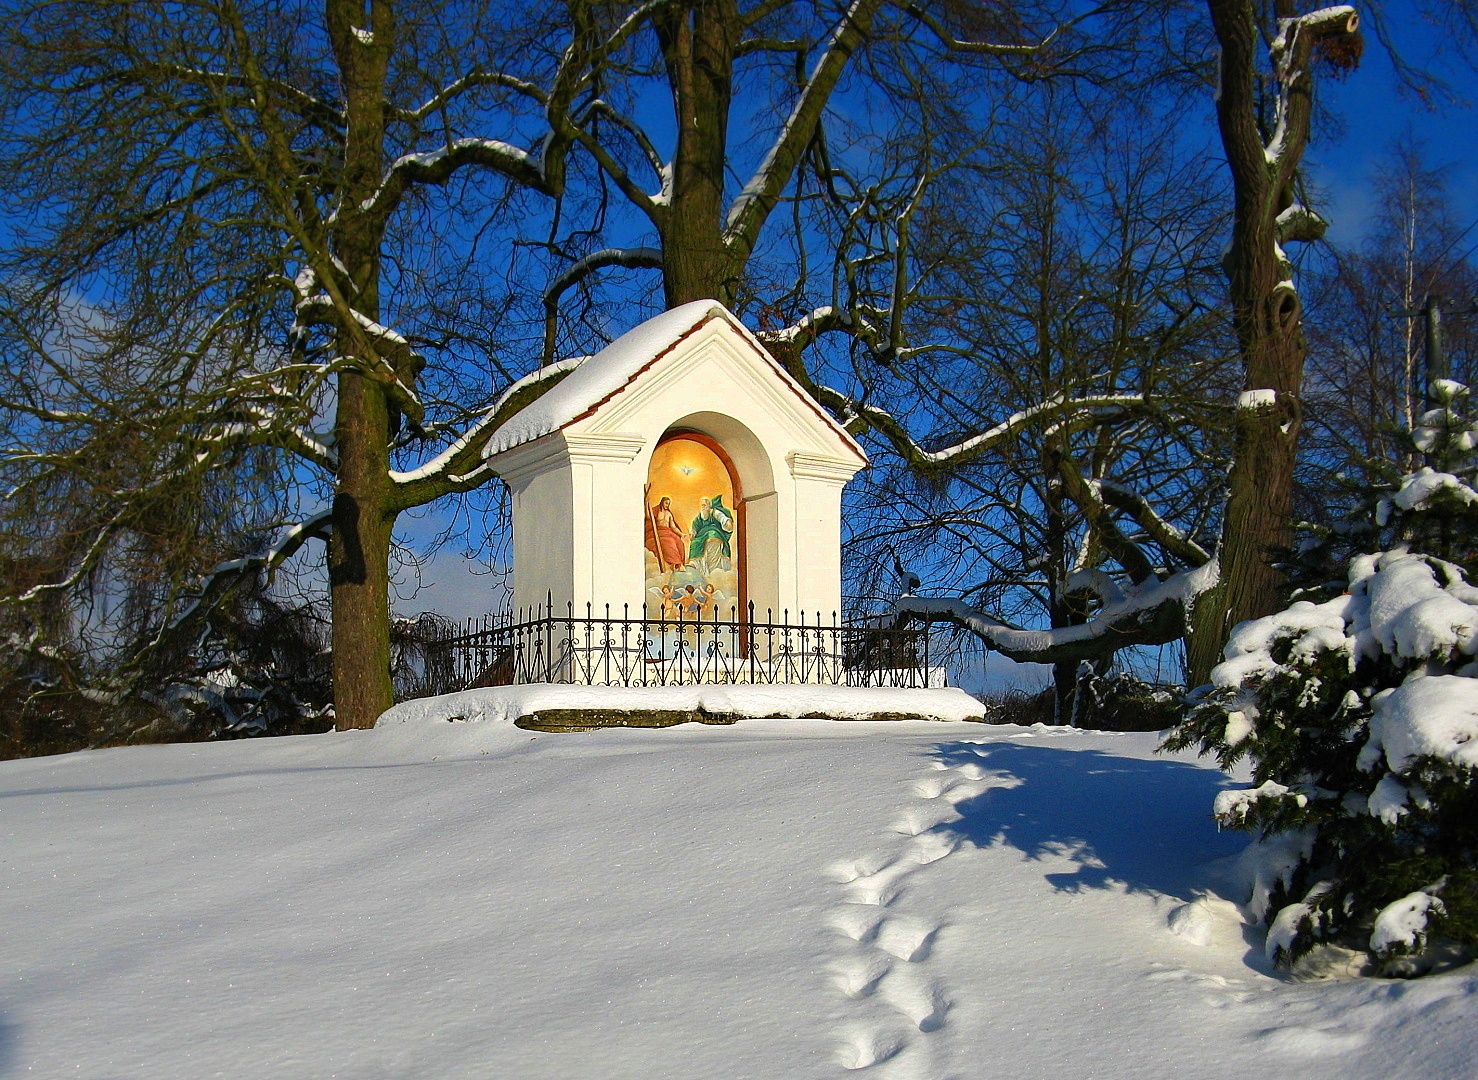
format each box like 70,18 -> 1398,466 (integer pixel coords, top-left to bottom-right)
644,433 -> 741,618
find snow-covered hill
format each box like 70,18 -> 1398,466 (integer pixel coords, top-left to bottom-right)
2,715 -> 1474,1078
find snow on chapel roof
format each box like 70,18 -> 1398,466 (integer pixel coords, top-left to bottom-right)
481,299 -> 862,460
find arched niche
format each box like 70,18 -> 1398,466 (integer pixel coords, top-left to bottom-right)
650,412 -> 780,618
643,431 -> 743,617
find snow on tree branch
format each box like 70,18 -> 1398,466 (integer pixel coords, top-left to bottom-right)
763,343 -> 1152,484
541,247 -> 664,364
388,356 -> 587,508
225,406 -> 337,473
291,293 -> 425,423
755,306 -> 851,350
1275,203 -> 1328,245
134,61 -> 346,135
896,1 -> 1054,57
888,560 -> 1219,666
166,507 -> 334,629
735,35 -> 812,57
1096,479 -> 1213,567
583,101 -> 667,186
359,137 -> 550,221
11,506 -> 130,604
535,0 -> 674,218
1055,456 -> 1159,585
392,70 -> 548,123
1264,7 -> 1359,170
723,0 -> 882,260
888,393 -> 1146,468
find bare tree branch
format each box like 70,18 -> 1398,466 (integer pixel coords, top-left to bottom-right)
541,247 -> 664,364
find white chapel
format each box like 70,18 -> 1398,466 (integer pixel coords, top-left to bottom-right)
482,300 -> 868,620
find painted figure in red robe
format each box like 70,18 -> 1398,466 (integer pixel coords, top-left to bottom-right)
645,496 -> 688,571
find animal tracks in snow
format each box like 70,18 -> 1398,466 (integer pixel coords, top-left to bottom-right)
835,1027 -> 906,1071
832,954 -> 892,1000
880,967 -> 952,1033
875,917 -> 938,964
909,831 -> 958,866
889,803 -> 959,839
828,906 -> 886,945
824,743 -> 1008,1072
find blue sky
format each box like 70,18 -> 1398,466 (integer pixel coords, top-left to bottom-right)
1308,5 -> 1478,247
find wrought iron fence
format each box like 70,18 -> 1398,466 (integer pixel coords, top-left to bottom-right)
405,601 -> 941,697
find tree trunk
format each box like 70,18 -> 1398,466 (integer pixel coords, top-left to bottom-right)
1042,443 -> 1082,725
330,371 -> 397,729
1052,661 -> 1078,725
655,0 -> 740,307
326,0 -> 399,728
1185,215 -> 1306,684
1186,0 -> 1350,685
1186,339 -> 1302,684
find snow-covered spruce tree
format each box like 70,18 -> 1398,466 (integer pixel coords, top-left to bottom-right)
1165,380 -> 1478,975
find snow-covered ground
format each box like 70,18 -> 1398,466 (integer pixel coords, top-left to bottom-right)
2,713 -> 1474,1079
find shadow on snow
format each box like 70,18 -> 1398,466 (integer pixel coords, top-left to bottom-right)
929,739 -> 1246,901
0,1012 -> 16,1078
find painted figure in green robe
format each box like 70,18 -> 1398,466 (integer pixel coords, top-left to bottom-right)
689,495 -> 735,565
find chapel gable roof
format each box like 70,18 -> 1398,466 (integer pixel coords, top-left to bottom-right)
481,300 -> 863,461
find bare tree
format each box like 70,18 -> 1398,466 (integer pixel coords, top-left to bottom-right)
0,283 -> 297,691
1177,1 -> 1364,685
1303,137 -> 1478,502
829,3 -> 1478,697
2,0 -> 1145,729
788,80 -> 1234,719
